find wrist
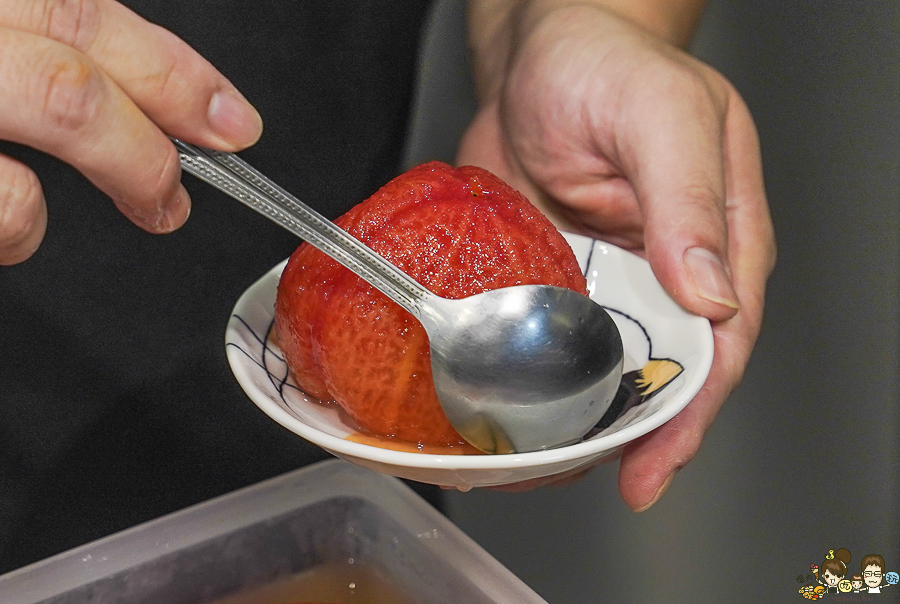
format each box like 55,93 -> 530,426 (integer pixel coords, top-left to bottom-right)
467,0 -> 706,102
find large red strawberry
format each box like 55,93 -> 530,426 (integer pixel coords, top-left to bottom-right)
274,161 -> 587,447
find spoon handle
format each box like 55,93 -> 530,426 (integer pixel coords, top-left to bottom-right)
172,138 -> 430,315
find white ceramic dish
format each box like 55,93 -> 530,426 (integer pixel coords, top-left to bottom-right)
225,234 -> 713,490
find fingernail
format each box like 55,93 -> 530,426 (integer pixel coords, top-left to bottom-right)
684,247 -> 740,310
634,473 -> 674,513
207,87 -> 263,148
156,185 -> 191,233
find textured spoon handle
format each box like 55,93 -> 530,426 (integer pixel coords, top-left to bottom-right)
172,138 -> 429,314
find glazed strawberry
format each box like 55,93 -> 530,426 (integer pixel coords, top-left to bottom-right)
274,161 -> 587,447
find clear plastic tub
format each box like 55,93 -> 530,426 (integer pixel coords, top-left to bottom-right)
0,460 -> 547,604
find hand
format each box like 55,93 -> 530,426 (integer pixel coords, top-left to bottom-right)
0,0 -> 263,264
458,3 -> 776,509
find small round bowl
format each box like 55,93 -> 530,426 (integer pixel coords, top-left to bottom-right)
226,234 -> 713,490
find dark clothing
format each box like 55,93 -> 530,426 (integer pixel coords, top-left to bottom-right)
0,0 -> 434,573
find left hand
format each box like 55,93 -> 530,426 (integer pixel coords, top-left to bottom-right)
457,3 -> 775,510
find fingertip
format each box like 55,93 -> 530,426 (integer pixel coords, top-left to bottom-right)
206,87 -> 264,151
114,182 -> 191,235
618,447 -> 679,513
641,203 -> 739,322
647,244 -> 740,324
0,160 -> 48,265
155,183 -> 191,233
0,204 -> 48,265
617,406 -> 705,511
682,246 -> 740,319
631,472 -> 674,513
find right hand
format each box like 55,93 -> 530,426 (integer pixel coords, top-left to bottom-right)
0,0 -> 263,264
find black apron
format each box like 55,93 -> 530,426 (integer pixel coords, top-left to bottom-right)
0,0 -> 435,573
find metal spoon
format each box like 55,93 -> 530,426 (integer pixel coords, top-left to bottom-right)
173,139 -> 623,453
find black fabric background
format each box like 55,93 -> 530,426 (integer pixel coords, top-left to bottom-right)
0,0 -> 435,573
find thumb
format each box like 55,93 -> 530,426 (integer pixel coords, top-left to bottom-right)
623,82 -> 740,322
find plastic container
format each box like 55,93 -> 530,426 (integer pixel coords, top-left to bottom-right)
0,460 -> 547,604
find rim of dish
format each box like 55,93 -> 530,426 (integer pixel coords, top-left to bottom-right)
226,235 -> 714,471
234,345 -> 711,470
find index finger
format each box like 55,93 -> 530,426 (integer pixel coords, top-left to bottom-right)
0,27 -> 187,233
1,0 -> 262,150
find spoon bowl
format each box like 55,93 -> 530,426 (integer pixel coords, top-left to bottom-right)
422,285 -> 623,453
175,140 -> 623,453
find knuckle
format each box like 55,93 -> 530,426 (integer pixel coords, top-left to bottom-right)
669,181 -> 729,239
37,0 -> 103,51
648,57 -> 727,116
139,38 -> 185,101
678,180 -> 724,209
34,49 -> 106,134
148,56 -> 180,104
